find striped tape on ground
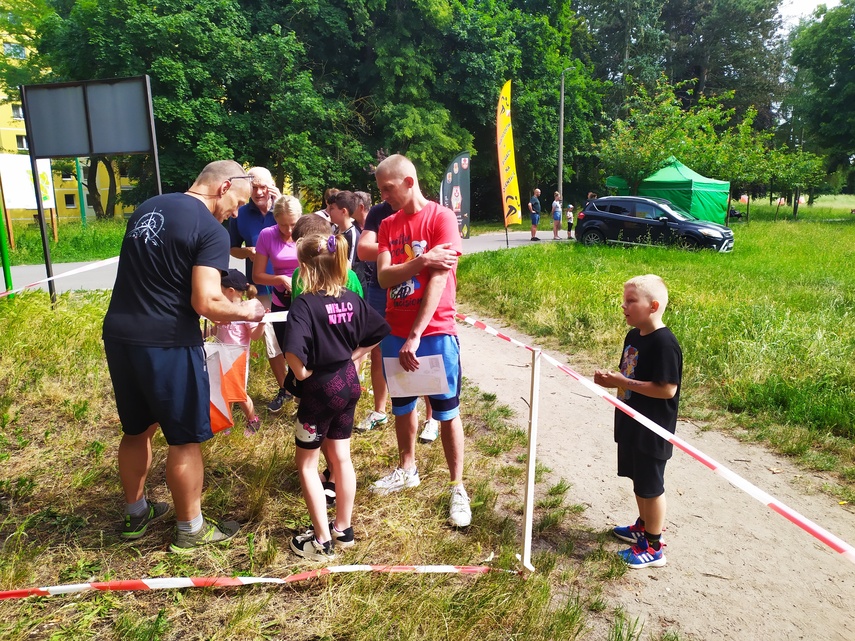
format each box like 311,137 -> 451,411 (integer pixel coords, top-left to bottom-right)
454,312 -> 855,566
0,565 -> 498,601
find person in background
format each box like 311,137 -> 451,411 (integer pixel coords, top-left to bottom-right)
353,191 -> 371,231
594,274 -> 682,569
551,192 -> 562,240
566,203 -> 575,240
229,167 -> 288,413
356,201 -> 439,442
104,160 -> 264,553
314,188 -> 339,222
529,188 -> 542,241
252,195 -> 302,410
327,190 -> 361,268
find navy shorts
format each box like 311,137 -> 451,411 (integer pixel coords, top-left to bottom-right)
294,360 -> 361,450
366,284 -> 386,318
617,442 -> 667,498
104,340 -> 212,446
530,213 -> 540,226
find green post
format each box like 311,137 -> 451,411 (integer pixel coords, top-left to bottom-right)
75,157 -> 87,228
0,198 -> 12,294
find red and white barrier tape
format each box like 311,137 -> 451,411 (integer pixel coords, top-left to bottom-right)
0,564 -> 500,601
454,312 -> 855,566
0,256 -> 119,299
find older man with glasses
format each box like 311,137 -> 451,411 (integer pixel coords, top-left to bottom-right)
228,167 -> 290,412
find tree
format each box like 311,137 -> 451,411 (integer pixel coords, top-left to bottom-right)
769,146 -> 826,218
660,0 -> 785,127
598,77 -> 695,193
788,0 -> 855,189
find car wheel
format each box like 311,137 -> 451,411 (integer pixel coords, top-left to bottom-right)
676,235 -> 699,250
581,229 -> 605,246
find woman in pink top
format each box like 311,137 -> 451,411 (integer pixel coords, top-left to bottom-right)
253,195 -> 302,403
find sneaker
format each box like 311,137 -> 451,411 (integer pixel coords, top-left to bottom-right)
169,518 -> 240,553
290,530 -> 337,561
267,388 -> 291,413
303,521 -> 355,549
613,517 -> 645,544
121,501 -> 170,540
448,485 -> 472,528
370,467 -> 420,495
356,411 -> 387,432
620,537 -> 666,569
418,418 -> 439,443
530,237 -> 540,241
244,416 -> 261,437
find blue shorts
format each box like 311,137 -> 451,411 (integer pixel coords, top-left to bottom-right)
381,334 -> 461,421
367,284 -> 387,318
530,213 -> 540,226
104,341 -> 212,446
552,210 -> 561,222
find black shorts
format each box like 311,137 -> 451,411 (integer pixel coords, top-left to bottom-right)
293,360 -> 361,450
617,442 -> 667,498
104,340 -> 212,446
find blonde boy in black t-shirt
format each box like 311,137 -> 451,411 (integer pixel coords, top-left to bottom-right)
594,274 -> 682,569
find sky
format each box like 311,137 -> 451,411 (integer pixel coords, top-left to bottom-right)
779,0 -> 841,27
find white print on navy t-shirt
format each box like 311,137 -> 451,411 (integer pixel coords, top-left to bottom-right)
128,210 -> 165,246
326,301 -> 354,324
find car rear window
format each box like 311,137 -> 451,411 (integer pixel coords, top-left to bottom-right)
605,203 -> 631,216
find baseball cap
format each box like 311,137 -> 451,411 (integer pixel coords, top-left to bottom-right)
221,269 -> 249,291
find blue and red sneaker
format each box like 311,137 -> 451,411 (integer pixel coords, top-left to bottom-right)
619,537 -> 667,569
613,517 -> 645,544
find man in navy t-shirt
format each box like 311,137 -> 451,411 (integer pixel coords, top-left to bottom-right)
103,160 -> 265,553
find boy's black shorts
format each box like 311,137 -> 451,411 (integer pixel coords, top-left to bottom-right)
617,442 -> 667,498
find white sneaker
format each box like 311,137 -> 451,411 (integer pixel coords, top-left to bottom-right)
418,418 -> 439,443
448,485 -> 471,528
356,411 -> 387,432
370,467 -> 420,495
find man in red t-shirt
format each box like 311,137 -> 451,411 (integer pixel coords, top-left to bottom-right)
370,154 -> 472,528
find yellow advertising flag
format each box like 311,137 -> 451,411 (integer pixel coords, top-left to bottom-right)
496,80 -> 522,226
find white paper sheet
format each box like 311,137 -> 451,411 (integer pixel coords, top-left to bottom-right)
383,356 -> 450,397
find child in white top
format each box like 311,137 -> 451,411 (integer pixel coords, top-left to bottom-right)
214,269 -> 266,435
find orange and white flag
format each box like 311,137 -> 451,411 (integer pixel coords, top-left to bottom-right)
205,342 -> 249,434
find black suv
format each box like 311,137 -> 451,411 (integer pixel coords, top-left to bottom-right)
575,196 -> 734,252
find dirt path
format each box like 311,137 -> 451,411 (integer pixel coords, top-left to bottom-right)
456,312 -> 855,640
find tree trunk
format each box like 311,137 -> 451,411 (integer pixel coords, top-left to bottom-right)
103,157 -> 118,219
87,158 -> 105,219
793,187 -> 800,220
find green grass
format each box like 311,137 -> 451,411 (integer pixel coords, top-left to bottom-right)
458,217 -> 855,483
5,218 -> 128,265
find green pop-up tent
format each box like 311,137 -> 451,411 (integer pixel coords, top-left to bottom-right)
605,157 -> 729,224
